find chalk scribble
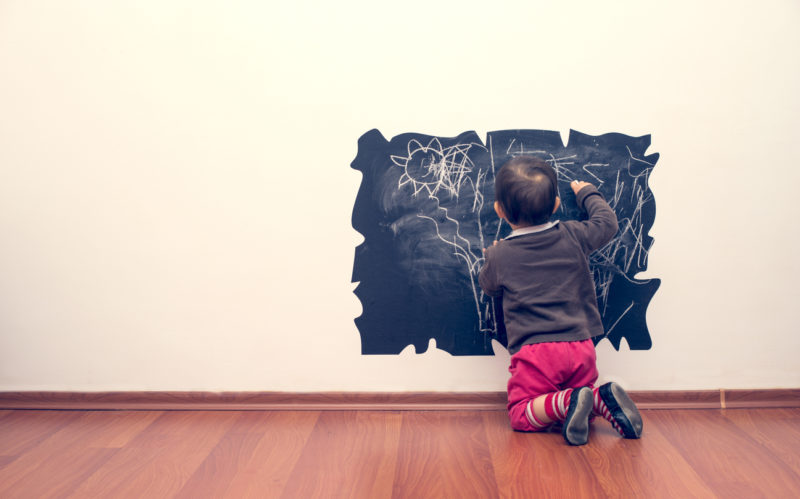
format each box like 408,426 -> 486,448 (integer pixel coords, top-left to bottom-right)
352,129 -> 659,355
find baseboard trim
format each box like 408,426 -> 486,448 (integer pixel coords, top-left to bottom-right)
0,392 -> 507,411
0,389 -> 797,411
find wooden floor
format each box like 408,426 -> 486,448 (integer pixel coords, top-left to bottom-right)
0,408 -> 799,498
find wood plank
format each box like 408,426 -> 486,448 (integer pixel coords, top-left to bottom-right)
0,412 -> 160,497
280,411 -> 403,498
482,411 -> 607,498
647,410 -> 800,496
722,408 -> 800,471
585,412 -> 717,498
0,448 -> 118,498
176,411 -> 319,498
76,411 -> 162,449
68,411 -> 239,498
217,411 -> 319,497
0,410 -> 19,472
0,410 -> 84,456
392,411 -> 499,498
0,456 -> 18,472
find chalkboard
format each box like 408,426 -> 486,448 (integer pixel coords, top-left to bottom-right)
351,128 -> 660,355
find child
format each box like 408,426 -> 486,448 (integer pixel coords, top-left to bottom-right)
479,155 -> 642,446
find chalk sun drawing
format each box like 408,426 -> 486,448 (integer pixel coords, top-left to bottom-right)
351,129 -> 660,356
390,138 -> 495,336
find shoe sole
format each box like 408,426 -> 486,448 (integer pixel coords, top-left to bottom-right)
600,382 -> 643,438
563,387 -> 593,446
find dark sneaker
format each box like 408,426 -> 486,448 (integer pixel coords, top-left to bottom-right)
599,382 -> 643,438
562,387 -> 593,446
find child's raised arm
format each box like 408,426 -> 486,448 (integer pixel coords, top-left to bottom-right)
569,180 -> 618,252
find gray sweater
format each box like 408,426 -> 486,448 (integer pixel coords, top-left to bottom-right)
479,186 -> 618,354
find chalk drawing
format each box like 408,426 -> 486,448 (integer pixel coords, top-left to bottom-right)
351,129 -> 659,355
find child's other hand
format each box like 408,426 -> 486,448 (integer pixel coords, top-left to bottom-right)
482,240 -> 499,254
571,180 -> 591,194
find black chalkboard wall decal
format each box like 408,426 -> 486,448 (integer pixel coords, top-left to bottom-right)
351,129 -> 660,355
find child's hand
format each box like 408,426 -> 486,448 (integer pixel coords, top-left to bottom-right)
571,180 -> 591,194
482,240 -> 499,254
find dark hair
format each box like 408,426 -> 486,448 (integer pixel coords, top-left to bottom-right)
494,156 -> 558,226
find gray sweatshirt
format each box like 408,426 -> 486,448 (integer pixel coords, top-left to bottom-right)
479,185 -> 618,354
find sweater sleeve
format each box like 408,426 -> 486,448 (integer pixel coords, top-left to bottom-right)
478,247 -> 502,297
573,185 -> 619,253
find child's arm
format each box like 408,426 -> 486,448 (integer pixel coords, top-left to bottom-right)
478,246 -> 502,297
570,180 -> 619,251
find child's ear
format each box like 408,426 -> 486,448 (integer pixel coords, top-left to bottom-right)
494,201 -> 507,220
552,197 -> 561,214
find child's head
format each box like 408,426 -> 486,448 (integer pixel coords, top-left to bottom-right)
494,156 -> 559,227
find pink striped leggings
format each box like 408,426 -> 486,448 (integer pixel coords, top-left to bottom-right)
507,339 -> 599,432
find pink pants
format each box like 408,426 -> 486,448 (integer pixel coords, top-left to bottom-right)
507,339 -> 599,432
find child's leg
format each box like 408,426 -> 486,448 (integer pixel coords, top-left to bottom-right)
524,389 -> 570,430
506,341 -> 596,442
507,345 -> 559,432
560,338 -> 599,425
592,382 -> 643,438
556,340 -> 642,437
526,387 -> 593,445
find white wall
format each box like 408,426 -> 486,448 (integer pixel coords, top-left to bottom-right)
1,1 -> 798,392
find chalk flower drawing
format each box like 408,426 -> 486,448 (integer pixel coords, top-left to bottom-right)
391,138 -> 494,335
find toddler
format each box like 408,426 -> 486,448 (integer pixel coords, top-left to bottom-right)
479,155 -> 642,445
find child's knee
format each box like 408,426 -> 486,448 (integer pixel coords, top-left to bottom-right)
508,401 -> 544,432
510,417 -> 534,432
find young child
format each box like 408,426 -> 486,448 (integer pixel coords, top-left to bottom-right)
479,155 -> 642,446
